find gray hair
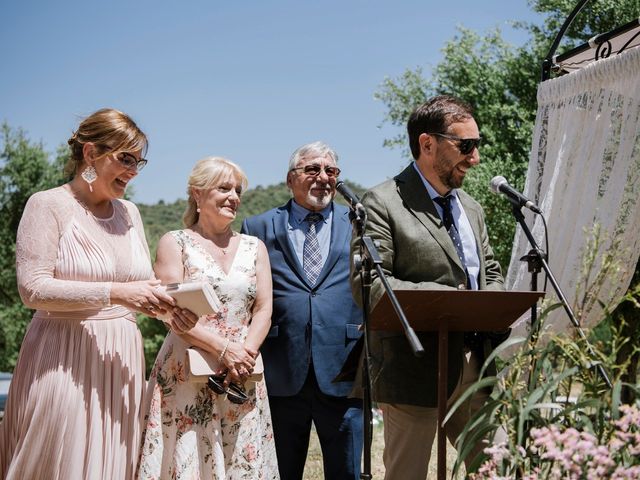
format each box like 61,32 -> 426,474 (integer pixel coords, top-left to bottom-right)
287,141 -> 339,173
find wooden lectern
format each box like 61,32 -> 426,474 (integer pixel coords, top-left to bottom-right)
370,289 -> 543,480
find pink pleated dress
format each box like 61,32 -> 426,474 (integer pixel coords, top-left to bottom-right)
0,186 -> 153,479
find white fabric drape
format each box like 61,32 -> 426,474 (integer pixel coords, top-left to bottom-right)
506,46 -> 640,337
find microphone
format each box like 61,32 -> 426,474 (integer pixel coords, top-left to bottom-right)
336,181 -> 362,209
336,181 -> 366,218
490,176 -> 542,214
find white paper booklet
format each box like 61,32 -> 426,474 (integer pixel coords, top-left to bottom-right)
165,282 -> 221,317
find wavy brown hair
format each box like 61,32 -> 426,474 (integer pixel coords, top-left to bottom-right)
65,108 -> 148,177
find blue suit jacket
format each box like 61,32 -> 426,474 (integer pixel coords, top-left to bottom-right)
241,200 -> 363,397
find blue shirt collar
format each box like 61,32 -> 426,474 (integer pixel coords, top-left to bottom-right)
290,200 -> 332,227
412,162 -> 459,202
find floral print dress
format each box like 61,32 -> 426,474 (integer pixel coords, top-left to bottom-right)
138,231 -> 279,480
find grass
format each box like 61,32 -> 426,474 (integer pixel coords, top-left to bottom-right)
302,423 -> 464,479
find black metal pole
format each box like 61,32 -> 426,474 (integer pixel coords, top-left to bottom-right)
346,197 -> 424,479
541,0 -> 591,81
520,249 -> 543,339
511,205 -> 612,389
360,237 -> 425,356
349,206 -> 374,480
358,255 -> 373,480
355,235 -> 424,479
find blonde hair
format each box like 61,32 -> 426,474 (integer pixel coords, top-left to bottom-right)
65,108 -> 148,177
183,157 -> 249,227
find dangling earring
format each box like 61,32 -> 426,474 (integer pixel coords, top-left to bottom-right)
196,204 -> 201,213
81,166 -> 98,193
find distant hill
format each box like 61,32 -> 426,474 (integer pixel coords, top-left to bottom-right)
137,199 -> 188,255
137,181 -> 366,258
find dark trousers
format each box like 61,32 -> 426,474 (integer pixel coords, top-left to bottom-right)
268,368 -> 363,480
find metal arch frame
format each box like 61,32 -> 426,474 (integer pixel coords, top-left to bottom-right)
541,0 -> 591,81
541,0 -> 640,81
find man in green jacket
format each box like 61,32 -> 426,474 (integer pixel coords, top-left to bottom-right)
351,95 -> 504,479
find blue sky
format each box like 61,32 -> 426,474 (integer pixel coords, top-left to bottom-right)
1,0 -> 543,204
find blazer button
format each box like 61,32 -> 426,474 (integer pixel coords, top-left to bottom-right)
457,283 -> 467,290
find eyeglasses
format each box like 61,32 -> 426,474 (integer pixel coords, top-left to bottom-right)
290,164 -> 341,178
428,132 -> 481,155
116,152 -> 148,172
207,374 -> 249,404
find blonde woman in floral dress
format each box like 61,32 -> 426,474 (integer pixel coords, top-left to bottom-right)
138,157 -> 279,479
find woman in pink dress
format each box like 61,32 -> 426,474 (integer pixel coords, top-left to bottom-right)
138,157 -> 279,479
0,108 -> 196,479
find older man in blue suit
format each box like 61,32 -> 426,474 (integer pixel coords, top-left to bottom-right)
241,141 -> 363,480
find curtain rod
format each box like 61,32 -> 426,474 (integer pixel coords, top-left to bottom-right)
554,17 -> 640,64
541,0 -> 640,81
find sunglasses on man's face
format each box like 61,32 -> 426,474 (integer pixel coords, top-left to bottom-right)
207,374 -> 249,404
428,132 -> 481,155
289,164 -> 341,178
116,152 -> 148,172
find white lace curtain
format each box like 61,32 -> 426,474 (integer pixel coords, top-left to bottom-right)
506,45 -> 640,337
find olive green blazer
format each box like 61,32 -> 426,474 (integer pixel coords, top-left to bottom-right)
350,164 -> 504,407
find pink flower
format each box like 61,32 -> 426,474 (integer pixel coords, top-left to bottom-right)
244,443 -> 257,462
175,411 -> 194,433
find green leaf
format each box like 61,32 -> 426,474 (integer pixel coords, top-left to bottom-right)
479,336 -> 527,378
445,376 -> 497,424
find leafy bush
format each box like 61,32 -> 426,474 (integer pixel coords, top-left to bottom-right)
450,293 -> 640,478
446,223 -> 640,477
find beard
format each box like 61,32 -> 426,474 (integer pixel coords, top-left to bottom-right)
440,170 -> 464,190
305,192 -> 333,210
304,183 -> 334,210
435,156 -> 466,190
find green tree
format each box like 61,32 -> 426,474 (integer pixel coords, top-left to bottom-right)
375,0 -> 639,269
0,124 -> 68,370
375,28 -> 534,269
529,0 -> 640,47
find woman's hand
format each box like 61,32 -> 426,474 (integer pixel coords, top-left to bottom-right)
110,279 -> 175,317
220,341 -> 256,385
168,308 -> 199,333
243,344 -> 259,360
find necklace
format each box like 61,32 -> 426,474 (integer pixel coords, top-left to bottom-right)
192,225 -> 235,255
207,234 -> 235,256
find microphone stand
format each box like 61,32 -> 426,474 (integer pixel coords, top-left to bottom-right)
511,204 -> 612,389
348,204 -> 425,479
520,249 -> 543,341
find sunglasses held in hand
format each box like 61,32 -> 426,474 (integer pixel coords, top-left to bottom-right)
207,374 -> 249,404
428,132 -> 482,155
